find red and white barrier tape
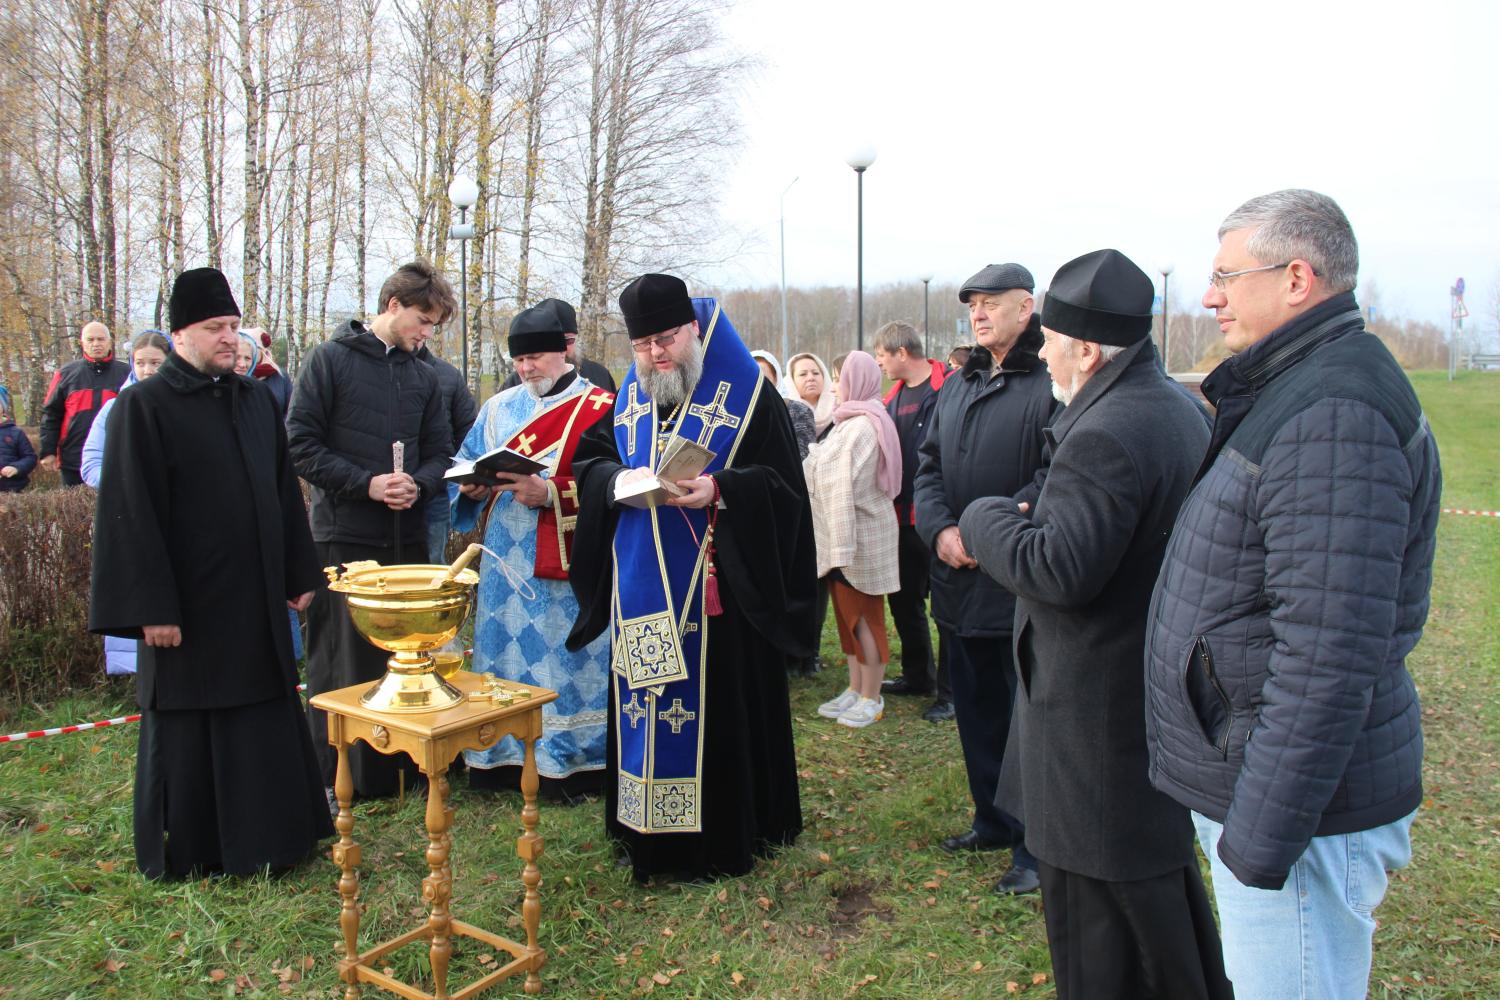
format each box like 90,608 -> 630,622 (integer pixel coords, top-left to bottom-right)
1442,508 -> 1500,518
2,682 -> 310,744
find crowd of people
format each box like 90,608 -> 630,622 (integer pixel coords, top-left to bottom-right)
10,186 -> 1435,999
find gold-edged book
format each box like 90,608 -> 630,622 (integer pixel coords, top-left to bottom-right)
614,439 -> 716,508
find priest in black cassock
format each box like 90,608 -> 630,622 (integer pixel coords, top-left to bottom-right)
89,267 -> 332,879
567,273 -> 818,882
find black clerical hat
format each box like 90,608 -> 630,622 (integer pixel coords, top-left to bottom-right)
958,263 -> 1034,303
169,267 -> 241,332
619,273 -> 695,339
534,298 -> 578,335
1041,249 -> 1155,347
508,301 -> 569,355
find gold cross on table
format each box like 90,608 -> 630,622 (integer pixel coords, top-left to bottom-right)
590,392 -> 613,411
515,432 -> 537,455
622,693 -> 649,729
687,381 -> 740,447
614,383 -> 653,454
658,698 -> 697,735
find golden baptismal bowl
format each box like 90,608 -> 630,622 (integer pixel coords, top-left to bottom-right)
325,553 -> 481,714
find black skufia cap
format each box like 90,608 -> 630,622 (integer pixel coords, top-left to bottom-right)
1041,249 -> 1155,347
508,301 -> 569,356
534,298 -> 578,335
619,273 -> 695,339
958,263 -> 1035,303
169,267 -> 241,332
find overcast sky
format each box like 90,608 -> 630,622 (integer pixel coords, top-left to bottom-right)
705,0 -> 1499,336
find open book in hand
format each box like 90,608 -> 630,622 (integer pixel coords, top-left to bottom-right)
444,445 -> 547,486
614,439 -> 717,508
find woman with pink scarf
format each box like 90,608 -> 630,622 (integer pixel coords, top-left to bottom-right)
804,351 -> 902,728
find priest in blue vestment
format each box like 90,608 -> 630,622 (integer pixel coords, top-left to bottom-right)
452,302 -> 614,799
567,273 -> 819,882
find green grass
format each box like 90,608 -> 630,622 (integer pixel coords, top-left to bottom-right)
1,371 -> 1496,998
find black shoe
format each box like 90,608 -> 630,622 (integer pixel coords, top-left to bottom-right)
993,864 -> 1040,895
939,829 -> 1008,853
881,677 -> 933,696
922,699 -> 955,722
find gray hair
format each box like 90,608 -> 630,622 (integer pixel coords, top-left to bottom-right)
871,321 -> 922,356
1217,189 -> 1358,293
1098,344 -> 1125,363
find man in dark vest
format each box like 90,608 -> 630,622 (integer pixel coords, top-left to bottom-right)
962,250 -> 1228,998
89,267 -> 331,878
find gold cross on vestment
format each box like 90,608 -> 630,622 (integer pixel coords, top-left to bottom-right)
658,698 -> 696,735
561,480 -> 578,504
515,432 -> 537,455
623,693 -> 648,729
687,381 -> 740,447
614,383 -> 653,454
590,392 -> 613,410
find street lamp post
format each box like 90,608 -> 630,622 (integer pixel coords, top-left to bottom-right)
919,273 -> 934,358
448,175 -> 479,389
779,176 -> 799,365
846,146 -> 876,351
1159,263 -> 1174,372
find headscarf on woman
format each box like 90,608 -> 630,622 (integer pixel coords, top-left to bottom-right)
235,329 -> 263,375
832,351 -> 902,499
786,351 -> 837,435
748,349 -> 795,399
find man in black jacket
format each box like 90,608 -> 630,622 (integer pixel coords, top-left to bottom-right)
961,250 -> 1228,999
39,321 -> 129,485
914,263 -> 1058,894
872,321 -> 951,722
416,339 -> 477,562
1146,190 -> 1440,999
289,261 -> 456,799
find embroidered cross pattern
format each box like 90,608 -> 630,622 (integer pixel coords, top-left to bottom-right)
515,432 -> 537,455
687,381 -> 741,447
622,692 -> 648,729
615,383 -> 652,454
590,392 -> 613,410
618,612 -> 688,688
658,698 -> 696,735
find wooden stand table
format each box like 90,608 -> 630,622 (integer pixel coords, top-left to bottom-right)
310,671 -> 559,999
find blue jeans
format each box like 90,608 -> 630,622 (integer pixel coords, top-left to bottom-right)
1193,809 -> 1415,1000
426,498 -> 451,565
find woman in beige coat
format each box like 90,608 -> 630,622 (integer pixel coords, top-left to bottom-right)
804,351 -> 902,728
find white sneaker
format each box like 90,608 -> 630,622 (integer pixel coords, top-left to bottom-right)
837,696 -> 884,729
818,689 -> 860,719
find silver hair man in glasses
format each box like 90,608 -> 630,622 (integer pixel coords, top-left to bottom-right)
1145,190 -> 1441,999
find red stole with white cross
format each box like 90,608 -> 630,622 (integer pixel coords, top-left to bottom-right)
495,385 -> 615,579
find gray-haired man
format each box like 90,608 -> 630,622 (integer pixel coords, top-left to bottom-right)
1145,190 -> 1441,999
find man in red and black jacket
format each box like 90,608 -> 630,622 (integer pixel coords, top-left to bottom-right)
873,321 -> 952,722
39,321 -> 129,486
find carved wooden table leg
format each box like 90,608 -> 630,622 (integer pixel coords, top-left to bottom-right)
423,766 -> 454,997
519,736 -> 544,995
331,722 -> 362,1000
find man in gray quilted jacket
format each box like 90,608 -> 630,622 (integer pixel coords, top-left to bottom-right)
1145,189 -> 1441,1000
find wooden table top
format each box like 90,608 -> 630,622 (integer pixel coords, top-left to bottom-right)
309,670 -> 558,740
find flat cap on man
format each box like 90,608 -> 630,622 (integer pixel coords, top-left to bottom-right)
959,263 -> 1035,303
169,267 -> 241,333
508,300 -> 570,356
1040,249 -> 1155,347
620,273 -> 695,339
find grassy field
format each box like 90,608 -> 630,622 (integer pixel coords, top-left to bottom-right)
1,371 -> 1496,999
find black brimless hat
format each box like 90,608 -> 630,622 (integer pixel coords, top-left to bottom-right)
508,301 -> 570,356
958,263 -> 1035,303
1041,249 -> 1155,347
619,273 -> 695,339
534,298 -> 579,335
169,267 -> 241,332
